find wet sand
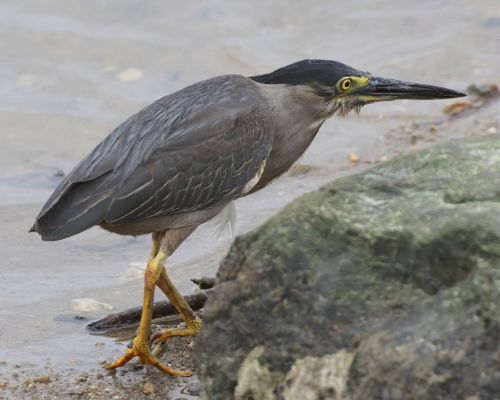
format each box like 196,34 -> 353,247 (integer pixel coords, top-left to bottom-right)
0,0 -> 499,398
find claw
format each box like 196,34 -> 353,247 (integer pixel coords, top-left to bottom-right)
105,338 -> 192,377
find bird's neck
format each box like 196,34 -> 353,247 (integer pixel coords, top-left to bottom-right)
260,83 -> 334,126
251,83 -> 331,191
259,83 -> 332,152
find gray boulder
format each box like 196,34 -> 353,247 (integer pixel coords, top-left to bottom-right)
196,135 -> 500,400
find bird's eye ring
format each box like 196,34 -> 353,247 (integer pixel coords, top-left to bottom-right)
340,78 -> 352,91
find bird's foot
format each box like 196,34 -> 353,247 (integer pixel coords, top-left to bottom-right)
151,317 -> 202,354
105,336 -> 192,377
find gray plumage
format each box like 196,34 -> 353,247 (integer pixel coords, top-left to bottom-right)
32,75 -> 273,240
31,59 -> 465,241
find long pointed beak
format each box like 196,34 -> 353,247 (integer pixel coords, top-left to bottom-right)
364,77 -> 466,100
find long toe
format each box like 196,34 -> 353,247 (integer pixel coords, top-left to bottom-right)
105,339 -> 192,377
152,318 -> 202,345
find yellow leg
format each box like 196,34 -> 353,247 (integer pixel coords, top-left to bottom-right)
151,267 -> 202,348
105,232 -> 192,376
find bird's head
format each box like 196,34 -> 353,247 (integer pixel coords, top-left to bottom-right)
251,59 -> 466,117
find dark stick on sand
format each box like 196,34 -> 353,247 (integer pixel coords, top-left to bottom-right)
190,276 -> 216,290
87,289 -> 212,331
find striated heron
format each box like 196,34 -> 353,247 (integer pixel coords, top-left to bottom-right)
31,59 -> 465,376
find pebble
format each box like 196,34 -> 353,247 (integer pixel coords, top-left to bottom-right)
287,163 -> 316,176
53,169 -> 65,177
74,374 -> 88,383
443,100 -> 473,116
486,126 -> 497,134
33,375 -> 51,383
143,382 -> 155,395
183,381 -> 200,396
71,298 -> 113,313
349,153 -> 360,164
117,68 -> 143,81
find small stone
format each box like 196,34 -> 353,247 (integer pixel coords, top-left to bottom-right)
183,382 -> 201,396
54,169 -> 65,177
66,388 -> 85,396
143,382 -> 155,395
443,100 -> 473,116
33,375 -> 51,384
486,126 -> 497,134
288,163 -> 316,176
429,124 -> 438,133
71,298 -> 113,313
349,153 -> 360,164
74,374 -> 87,383
117,68 -> 143,81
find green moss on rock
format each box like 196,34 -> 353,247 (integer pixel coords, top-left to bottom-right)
196,135 -> 500,400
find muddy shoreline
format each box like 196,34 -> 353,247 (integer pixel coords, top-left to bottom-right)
1,0 -> 499,398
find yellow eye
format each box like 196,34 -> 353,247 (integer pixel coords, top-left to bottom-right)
340,78 -> 352,91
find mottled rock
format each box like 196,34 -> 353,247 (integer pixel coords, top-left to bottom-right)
196,135 -> 500,400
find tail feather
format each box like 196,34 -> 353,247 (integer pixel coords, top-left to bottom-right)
31,197 -> 110,241
31,175 -> 114,241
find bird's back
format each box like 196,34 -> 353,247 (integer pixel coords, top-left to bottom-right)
31,75 -> 273,241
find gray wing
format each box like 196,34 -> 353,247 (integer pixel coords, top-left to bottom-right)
105,90 -> 272,224
33,75 -> 273,240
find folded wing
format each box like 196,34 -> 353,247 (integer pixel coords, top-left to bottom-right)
32,76 -> 273,240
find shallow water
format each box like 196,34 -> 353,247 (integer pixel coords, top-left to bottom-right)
0,0 -> 499,397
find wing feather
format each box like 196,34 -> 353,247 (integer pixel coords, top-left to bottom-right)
105,105 -> 272,224
33,75 -> 273,239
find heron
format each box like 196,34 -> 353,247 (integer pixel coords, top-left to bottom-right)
30,59 -> 465,376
